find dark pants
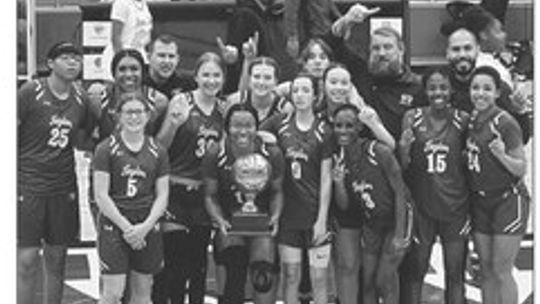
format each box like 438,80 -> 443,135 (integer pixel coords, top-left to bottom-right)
152,226 -> 212,304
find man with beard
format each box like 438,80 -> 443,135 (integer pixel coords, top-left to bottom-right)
144,34 -> 197,99
443,27 -> 531,143
321,6 -> 424,141
365,27 -> 424,140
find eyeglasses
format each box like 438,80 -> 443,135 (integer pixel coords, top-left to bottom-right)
121,109 -> 147,116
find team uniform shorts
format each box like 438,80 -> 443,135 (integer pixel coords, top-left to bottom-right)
470,185 -> 530,235
362,224 -> 397,255
414,209 -> 470,246
17,190 -> 80,247
97,211 -> 163,275
278,228 -> 333,268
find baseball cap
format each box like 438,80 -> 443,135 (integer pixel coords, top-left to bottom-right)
47,42 -> 82,60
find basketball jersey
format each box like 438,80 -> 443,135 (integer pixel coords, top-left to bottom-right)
18,78 -> 93,195
407,107 -> 469,220
168,91 -> 224,180
93,134 -> 169,211
465,107 -> 523,192
202,137 -> 284,218
240,90 -> 290,125
345,138 -> 395,232
96,84 -> 168,142
261,112 -> 333,229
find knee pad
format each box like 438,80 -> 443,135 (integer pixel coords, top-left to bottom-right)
249,260 -> 278,293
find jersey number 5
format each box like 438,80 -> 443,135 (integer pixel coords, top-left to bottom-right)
426,153 -> 447,173
47,127 -> 69,148
126,177 -> 138,197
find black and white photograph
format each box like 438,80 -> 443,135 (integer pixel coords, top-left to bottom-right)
14,0 -> 535,303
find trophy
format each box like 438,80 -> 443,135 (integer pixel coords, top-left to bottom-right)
229,153 -> 272,236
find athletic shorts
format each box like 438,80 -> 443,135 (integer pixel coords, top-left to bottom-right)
471,185 -> 530,235
414,209 -> 470,246
17,190 -> 80,247
98,212 -> 163,275
362,224 -> 396,255
164,183 -> 210,226
277,228 -> 333,249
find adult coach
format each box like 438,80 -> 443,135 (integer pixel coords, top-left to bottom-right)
17,42 -> 95,304
323,5 -> 424,140
441,24 -> 531,143
144,34 -> 197,99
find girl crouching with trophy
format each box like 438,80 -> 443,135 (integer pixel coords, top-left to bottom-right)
203,103 -> 285,304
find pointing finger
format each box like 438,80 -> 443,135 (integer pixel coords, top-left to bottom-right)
216,37 -> 226,50
366,6 -> 381,16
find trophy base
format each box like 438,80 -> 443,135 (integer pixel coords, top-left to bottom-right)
229,212 -> 272,236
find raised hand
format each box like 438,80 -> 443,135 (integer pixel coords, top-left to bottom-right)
346,4 -> 381,23
399,128 -> 415,151
488,122 -> 506,157
166,94 -> 192,127
332,147 -> 347,183
217,37 -> 239,64
358,106 -> 379,127
242,31 -> 259,61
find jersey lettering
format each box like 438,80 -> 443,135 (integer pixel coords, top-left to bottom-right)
47,115 -> 73,149
424,140 -> 449,174
195,125 -> 220,159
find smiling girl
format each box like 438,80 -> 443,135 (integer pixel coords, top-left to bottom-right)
93,91 -> 169,304
465,66 -> 529,304
398,67 -> 470,304
154,52 -> 225,304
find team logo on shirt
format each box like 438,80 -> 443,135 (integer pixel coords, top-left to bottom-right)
352,180 -> 375,210
47,115 -> 73,149
399,94 -> 414,107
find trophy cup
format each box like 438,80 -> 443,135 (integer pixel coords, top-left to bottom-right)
229,153 -> 272,236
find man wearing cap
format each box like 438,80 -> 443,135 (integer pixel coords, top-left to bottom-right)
144,34 -> 197,100
17,42 -> 97,304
